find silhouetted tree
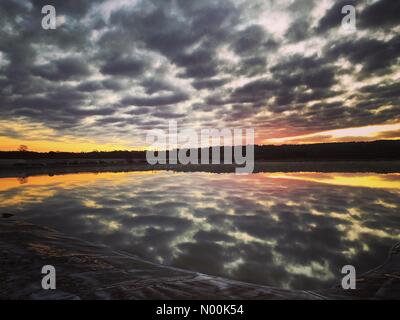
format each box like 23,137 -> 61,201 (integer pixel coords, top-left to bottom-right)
18,145 -> 28,152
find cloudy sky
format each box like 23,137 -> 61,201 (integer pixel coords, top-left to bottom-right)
0,0 -> 399,151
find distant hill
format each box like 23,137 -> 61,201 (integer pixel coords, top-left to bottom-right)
1,140 -> 399,161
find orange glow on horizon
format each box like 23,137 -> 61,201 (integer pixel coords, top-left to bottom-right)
1,119 -> 400,152
0,136 -> 145,152
263,123 -> 400,145
0,119 -> 144,152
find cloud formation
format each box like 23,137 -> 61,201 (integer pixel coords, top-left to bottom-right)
0,0 -> 399,150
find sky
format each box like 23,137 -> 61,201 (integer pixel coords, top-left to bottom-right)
0,0 -> 399,152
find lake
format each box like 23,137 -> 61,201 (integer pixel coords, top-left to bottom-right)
1,170 -> 399,290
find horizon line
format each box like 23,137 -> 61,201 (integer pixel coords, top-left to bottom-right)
1,139 -> 399,154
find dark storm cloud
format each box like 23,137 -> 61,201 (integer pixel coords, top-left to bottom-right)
126,107 -> 152,116
228,55 -> 337,110
72,106 -> 115,117
100,57 -> 148,77
285,19 -> 310,43
191,78 -> 230,90
273,58 -> 336,92
228,25 -> 278,77
359,0 -> 400,29
123,104 -> 186,120
0,0 -> 106,133
271,54 -> 329,74
107,0 -> 240,80
231,25 -> 278,56
178,60 -> 219,79
316,0 -> 400,33
0,83 -> 117,131
77,81 -> 104,92
230,78 -> 279,105
0,0 -> 28,20
32,57 -> 91,81
102,79 -> 126,91
95,116 -> 127,125
284,0 -> 315,42
30,0 -> 105,17
10,89 -> 85,111
349,81 -> 400,125
121,92 -> 189,107
360,82 -> 400,99
326,35 -> 400,77
140,78 -> 176,95
190,103 -> 216,112
235,56 -> 268,77
152,110 -> 186,119
315,0 -> 358,34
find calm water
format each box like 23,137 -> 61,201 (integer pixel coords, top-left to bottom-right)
1,170 -> 399,290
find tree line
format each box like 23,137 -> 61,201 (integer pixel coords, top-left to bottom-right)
1,140 -> 399,161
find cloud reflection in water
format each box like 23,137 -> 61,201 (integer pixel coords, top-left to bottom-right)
0,171 -> 399,290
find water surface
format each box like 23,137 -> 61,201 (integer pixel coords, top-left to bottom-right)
1,170 -> 399,290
